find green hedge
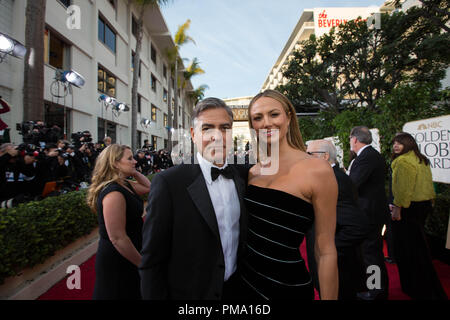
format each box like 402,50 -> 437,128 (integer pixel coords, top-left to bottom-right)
0,190 -> 97,284
425,183 -> 450,241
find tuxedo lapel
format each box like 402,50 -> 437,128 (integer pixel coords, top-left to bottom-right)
187,165 -> 221,242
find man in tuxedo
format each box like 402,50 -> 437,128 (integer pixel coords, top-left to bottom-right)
305,139 -> 369,299
139,97 -> 247,300
348,126 -> 390,300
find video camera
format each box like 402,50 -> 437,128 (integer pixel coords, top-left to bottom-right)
16,143 -> 43,159
17,121 -> 63,147
71,131 -> 92,148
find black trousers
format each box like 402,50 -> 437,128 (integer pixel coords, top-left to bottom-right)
392,201 -> 447,300
359,222 -> 389,296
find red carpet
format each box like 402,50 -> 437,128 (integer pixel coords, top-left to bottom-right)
38,240 -> 450,300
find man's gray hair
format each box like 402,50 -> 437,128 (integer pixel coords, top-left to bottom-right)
312,139 -> 337,164
192,97 -> 233,128
350,126 -> 372,145
321,140 -> 337,164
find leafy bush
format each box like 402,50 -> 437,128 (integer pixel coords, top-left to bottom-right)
296,85 -> 449,241
0,190 -> 97,284
425,183 -> 450,240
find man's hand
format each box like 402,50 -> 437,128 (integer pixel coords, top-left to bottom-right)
7,146 -> 19,157
79,144 -> 87,152
391,206 -> 401,221
48,149 -> 59,157
24,155 -> 36,165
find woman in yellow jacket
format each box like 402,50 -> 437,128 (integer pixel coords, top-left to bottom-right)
390,132 -> 447,300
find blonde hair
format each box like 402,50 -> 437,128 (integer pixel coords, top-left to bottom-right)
86,144 -> 131,213
248,89 -> 306,151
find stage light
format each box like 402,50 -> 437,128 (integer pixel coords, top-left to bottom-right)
140,118 -> 151,128
59,70 -> 85,88
0,32 -> 26,60
114,102 -> 129,112
99,94 -> 115,105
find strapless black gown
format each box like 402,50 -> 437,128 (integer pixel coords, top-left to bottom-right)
240,184 -> 315,300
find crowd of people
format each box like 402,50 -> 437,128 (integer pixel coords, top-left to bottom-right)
1,91 -> 446,301
0,120 -> 173,208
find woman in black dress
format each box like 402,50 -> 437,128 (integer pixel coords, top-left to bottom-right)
87,144 -> 150,299
241,90 -> 338,300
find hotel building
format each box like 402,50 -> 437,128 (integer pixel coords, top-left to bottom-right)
0,0 -> 194,149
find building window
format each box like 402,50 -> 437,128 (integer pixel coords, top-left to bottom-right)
163,64 -> 167,79
137,131 -> 142,147
44,29 -> 70,70
164,113 -> 168,127
131,51 -> 141,78
151,44 -> 156,65
59,0 -> 71,8
152,135 -> 158,150
98,65 -> 116,97
151,105 -> 157,122
44,101 -> 70,136
151,74 -> 157,92
132,15 -> 138,38
138,95 -> 142,113
164,139 -> 168,150
163,88 -> 168,103
98,16 -> 116,53
108,0 -> 115,9
98,118 -> 116,142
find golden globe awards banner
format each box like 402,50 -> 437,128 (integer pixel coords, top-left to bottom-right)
403,115 -> 450,184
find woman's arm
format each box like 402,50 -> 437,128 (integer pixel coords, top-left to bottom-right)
129,170 -> 151,195
309,159 -> 339,300
102,191 -> 142,267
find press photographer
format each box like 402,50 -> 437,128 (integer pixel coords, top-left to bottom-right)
18,120 -> 63,148
71,131 -> 98,182
0,143 -> 38,208
134,149 -> 152,176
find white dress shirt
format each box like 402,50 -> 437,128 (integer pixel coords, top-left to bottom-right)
197,152 -> 241,281
357,144 -> 370,157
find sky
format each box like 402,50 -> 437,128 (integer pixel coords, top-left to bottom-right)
161,0 -> 386,100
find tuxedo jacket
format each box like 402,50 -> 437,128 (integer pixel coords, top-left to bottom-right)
349,146 -> 389,226
333,166 -> 370,248
139,163 -> 247,300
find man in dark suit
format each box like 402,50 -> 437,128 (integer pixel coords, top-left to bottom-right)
139,98 -> 247,300
348,126 -> 390,300
305,139 -> 369,299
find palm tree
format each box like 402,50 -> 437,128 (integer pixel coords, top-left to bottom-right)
169,19 -> 195,132
188,84 -> 209,105
23,0 -> 47,122
182,57 -> 205,89
130,0 -> 169,151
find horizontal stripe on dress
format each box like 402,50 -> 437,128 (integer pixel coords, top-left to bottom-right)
244,197 -> 313,222
248,228 -> 299,250
249,212 -> 305,235
247,244 -> 303,263
244,260 -> 313,287
241,275 -> 269,300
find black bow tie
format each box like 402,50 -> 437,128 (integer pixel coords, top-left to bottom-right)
211,166 -> 234,181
